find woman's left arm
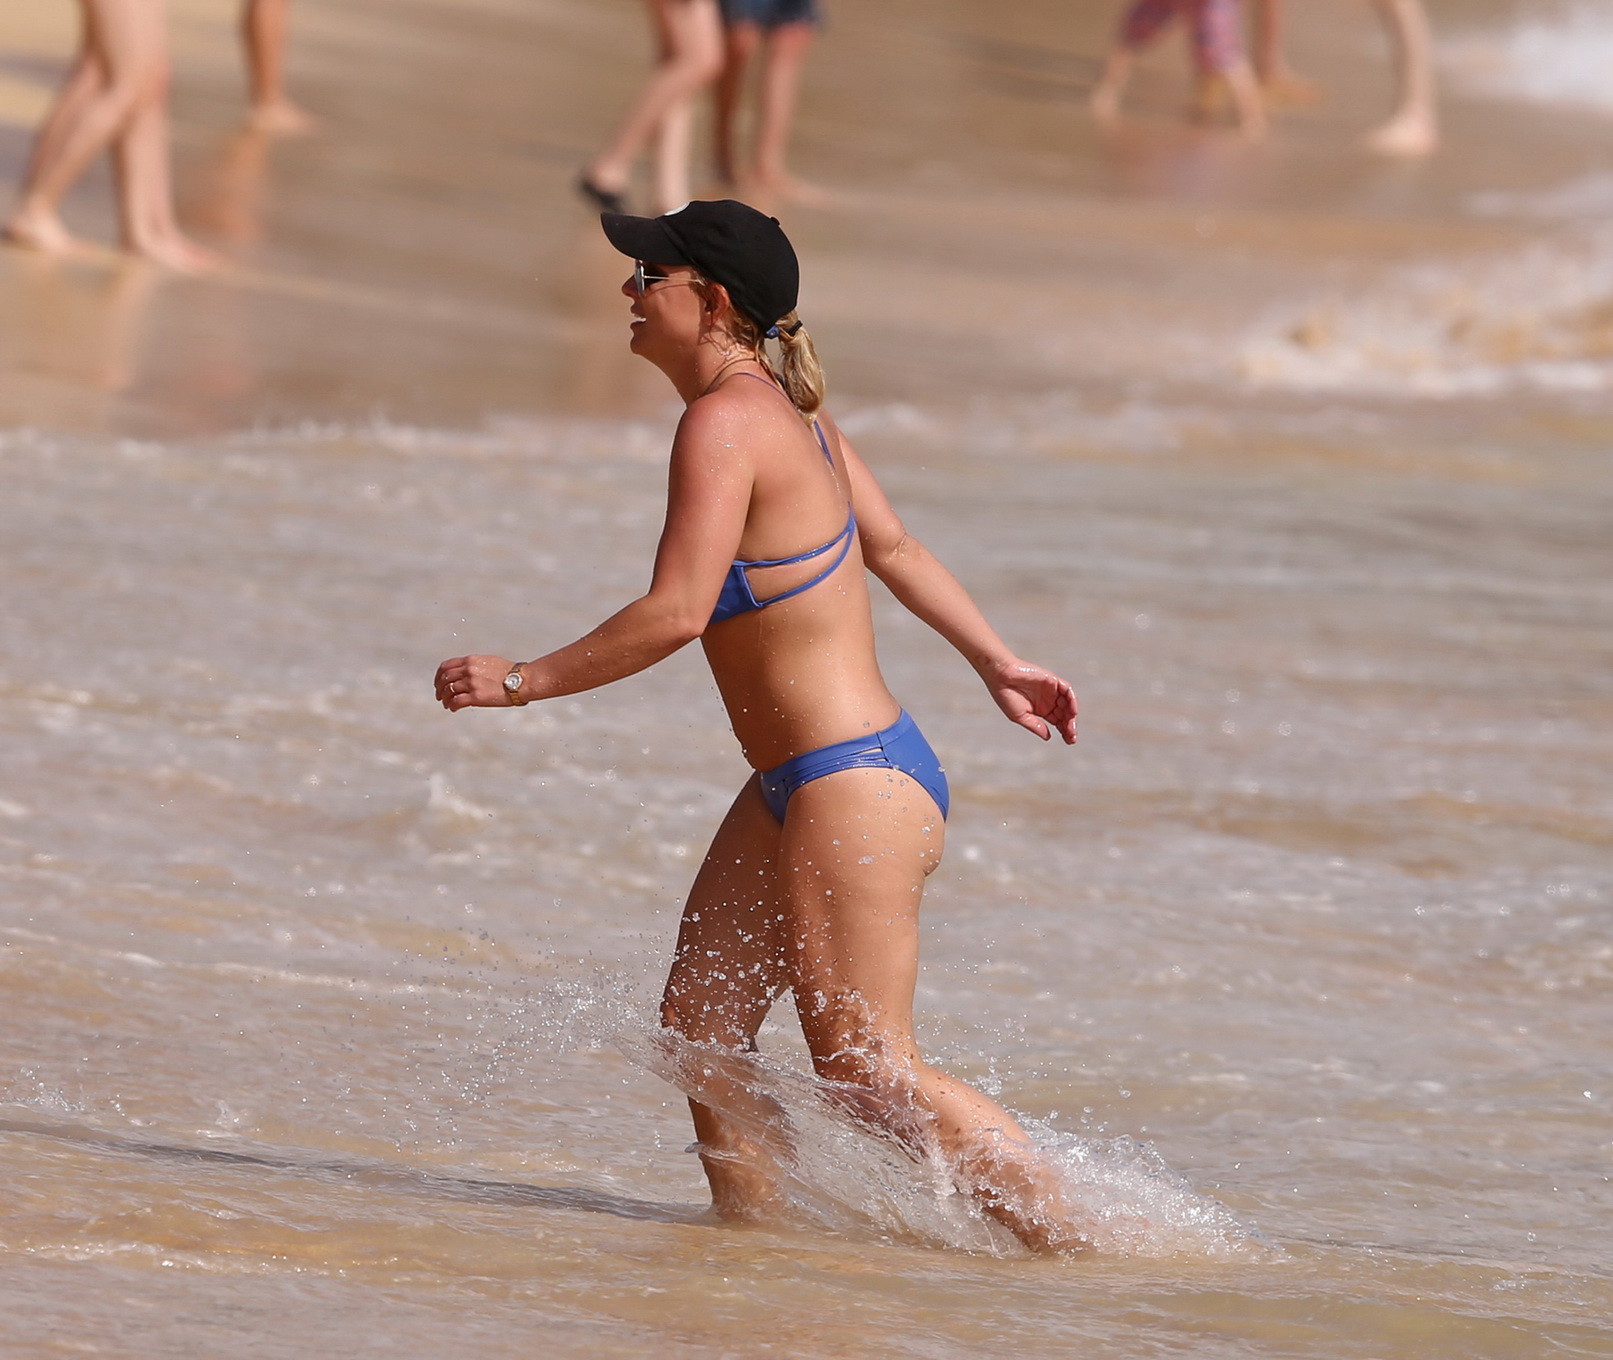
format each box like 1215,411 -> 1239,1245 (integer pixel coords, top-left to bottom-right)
435,401 -> 753,711
831,417 -> 1078,744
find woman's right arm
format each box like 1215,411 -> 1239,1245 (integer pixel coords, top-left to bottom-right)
834,422 -> 1078,744
435,397 -> 753,710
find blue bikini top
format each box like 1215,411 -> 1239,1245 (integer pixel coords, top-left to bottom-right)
709,415 -> 856,626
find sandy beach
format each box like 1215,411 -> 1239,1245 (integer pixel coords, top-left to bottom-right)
2,0 -> 1611,1355
5,0 -> 1611,432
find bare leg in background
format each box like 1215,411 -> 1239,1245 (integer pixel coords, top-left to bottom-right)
747,19 -> 817,197
584,0 -> 724,206
4,0 -> 213,270
1365,0 -> 1438,155
242,0 -> 314,133
1250,0 -> 1436,151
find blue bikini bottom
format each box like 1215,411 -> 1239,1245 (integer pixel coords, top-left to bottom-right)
758,710 -> 949,823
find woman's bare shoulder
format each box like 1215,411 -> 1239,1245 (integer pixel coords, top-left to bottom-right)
681,375 -> 805,452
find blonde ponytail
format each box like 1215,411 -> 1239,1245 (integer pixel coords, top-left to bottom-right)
726,307 -> 826,423
770,311 -> 825,422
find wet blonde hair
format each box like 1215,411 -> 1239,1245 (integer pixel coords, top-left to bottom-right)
725,306 -> 826,423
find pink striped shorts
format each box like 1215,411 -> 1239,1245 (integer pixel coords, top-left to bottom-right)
1119,0 -> 1245,74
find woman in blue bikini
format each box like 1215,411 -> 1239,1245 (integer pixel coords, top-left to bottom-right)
434,200 -> 1083,1252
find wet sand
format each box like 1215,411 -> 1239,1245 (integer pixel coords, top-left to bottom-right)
3,0 -> 1610,431
3,0 -> 1612,1356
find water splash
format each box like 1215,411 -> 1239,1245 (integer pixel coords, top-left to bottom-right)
617,1023 -> 1261,1259
479,974 -> 1259,1256
623,1026 -> 1013,1254
426,772 -> 495,824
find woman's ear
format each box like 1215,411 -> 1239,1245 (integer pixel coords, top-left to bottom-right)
704,281 -> 732,320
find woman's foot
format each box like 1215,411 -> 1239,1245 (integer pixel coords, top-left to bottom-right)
3,204 -> 78,256
700,1148 -> 794,1225
1367,107 -> 1437,156
962,1140 -> 1096,1256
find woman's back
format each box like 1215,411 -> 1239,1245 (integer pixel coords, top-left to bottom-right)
697,378 -> 897,770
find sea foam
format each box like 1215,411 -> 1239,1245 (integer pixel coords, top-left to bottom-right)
1442,3 -> 1613,115
1240,227 -> 1613,397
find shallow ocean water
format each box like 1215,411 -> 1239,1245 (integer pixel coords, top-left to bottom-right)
2,392 -> 1609,1354
3,0 -> 1613,1353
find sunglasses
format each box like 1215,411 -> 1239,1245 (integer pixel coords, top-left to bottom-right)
633,261 -> 704,297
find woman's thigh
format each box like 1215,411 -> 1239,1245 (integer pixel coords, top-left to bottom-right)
779,766 -> 943,1079
661,776 -> 790,1046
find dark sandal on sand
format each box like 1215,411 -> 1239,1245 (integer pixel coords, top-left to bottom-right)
577,175 -> 627,215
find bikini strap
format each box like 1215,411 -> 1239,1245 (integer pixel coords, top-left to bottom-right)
733,508 -> 855,570
812,419 -> 834,466
727,373 -> 835,469
745,514 -> 857,610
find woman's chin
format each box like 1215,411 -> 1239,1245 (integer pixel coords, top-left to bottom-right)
629,329 -> 673,370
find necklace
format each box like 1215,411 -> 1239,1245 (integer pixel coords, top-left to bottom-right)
697,354 -> 763,399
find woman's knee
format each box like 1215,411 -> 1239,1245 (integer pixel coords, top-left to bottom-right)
660,986 -> 760,1047
659,1001 -> 688,1042
812,1046 -> 910,1095
659,989 -> 708,1039
799,994 -> 913,1080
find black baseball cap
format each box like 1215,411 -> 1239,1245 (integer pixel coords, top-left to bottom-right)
600,199 -> 799,334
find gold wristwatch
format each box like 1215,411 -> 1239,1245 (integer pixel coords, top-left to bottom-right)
503,664 -> 529,706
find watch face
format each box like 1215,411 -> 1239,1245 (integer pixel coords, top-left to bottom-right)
504,672 -> 521,692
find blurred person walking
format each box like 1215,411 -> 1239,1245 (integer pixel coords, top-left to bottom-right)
3,0 -> 213,271
1252,0 -> 1438,154
1090,0 -> 1267,139
242,0 -> 314,133
581,0 -> 725,215
713,0 -> 821,201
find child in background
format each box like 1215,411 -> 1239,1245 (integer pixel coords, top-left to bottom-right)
713,0 -> 821,200
1089,0 -> 1267,140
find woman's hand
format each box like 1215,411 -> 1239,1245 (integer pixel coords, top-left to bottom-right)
984,657 -> 1078,744
435,654 -> 517,712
